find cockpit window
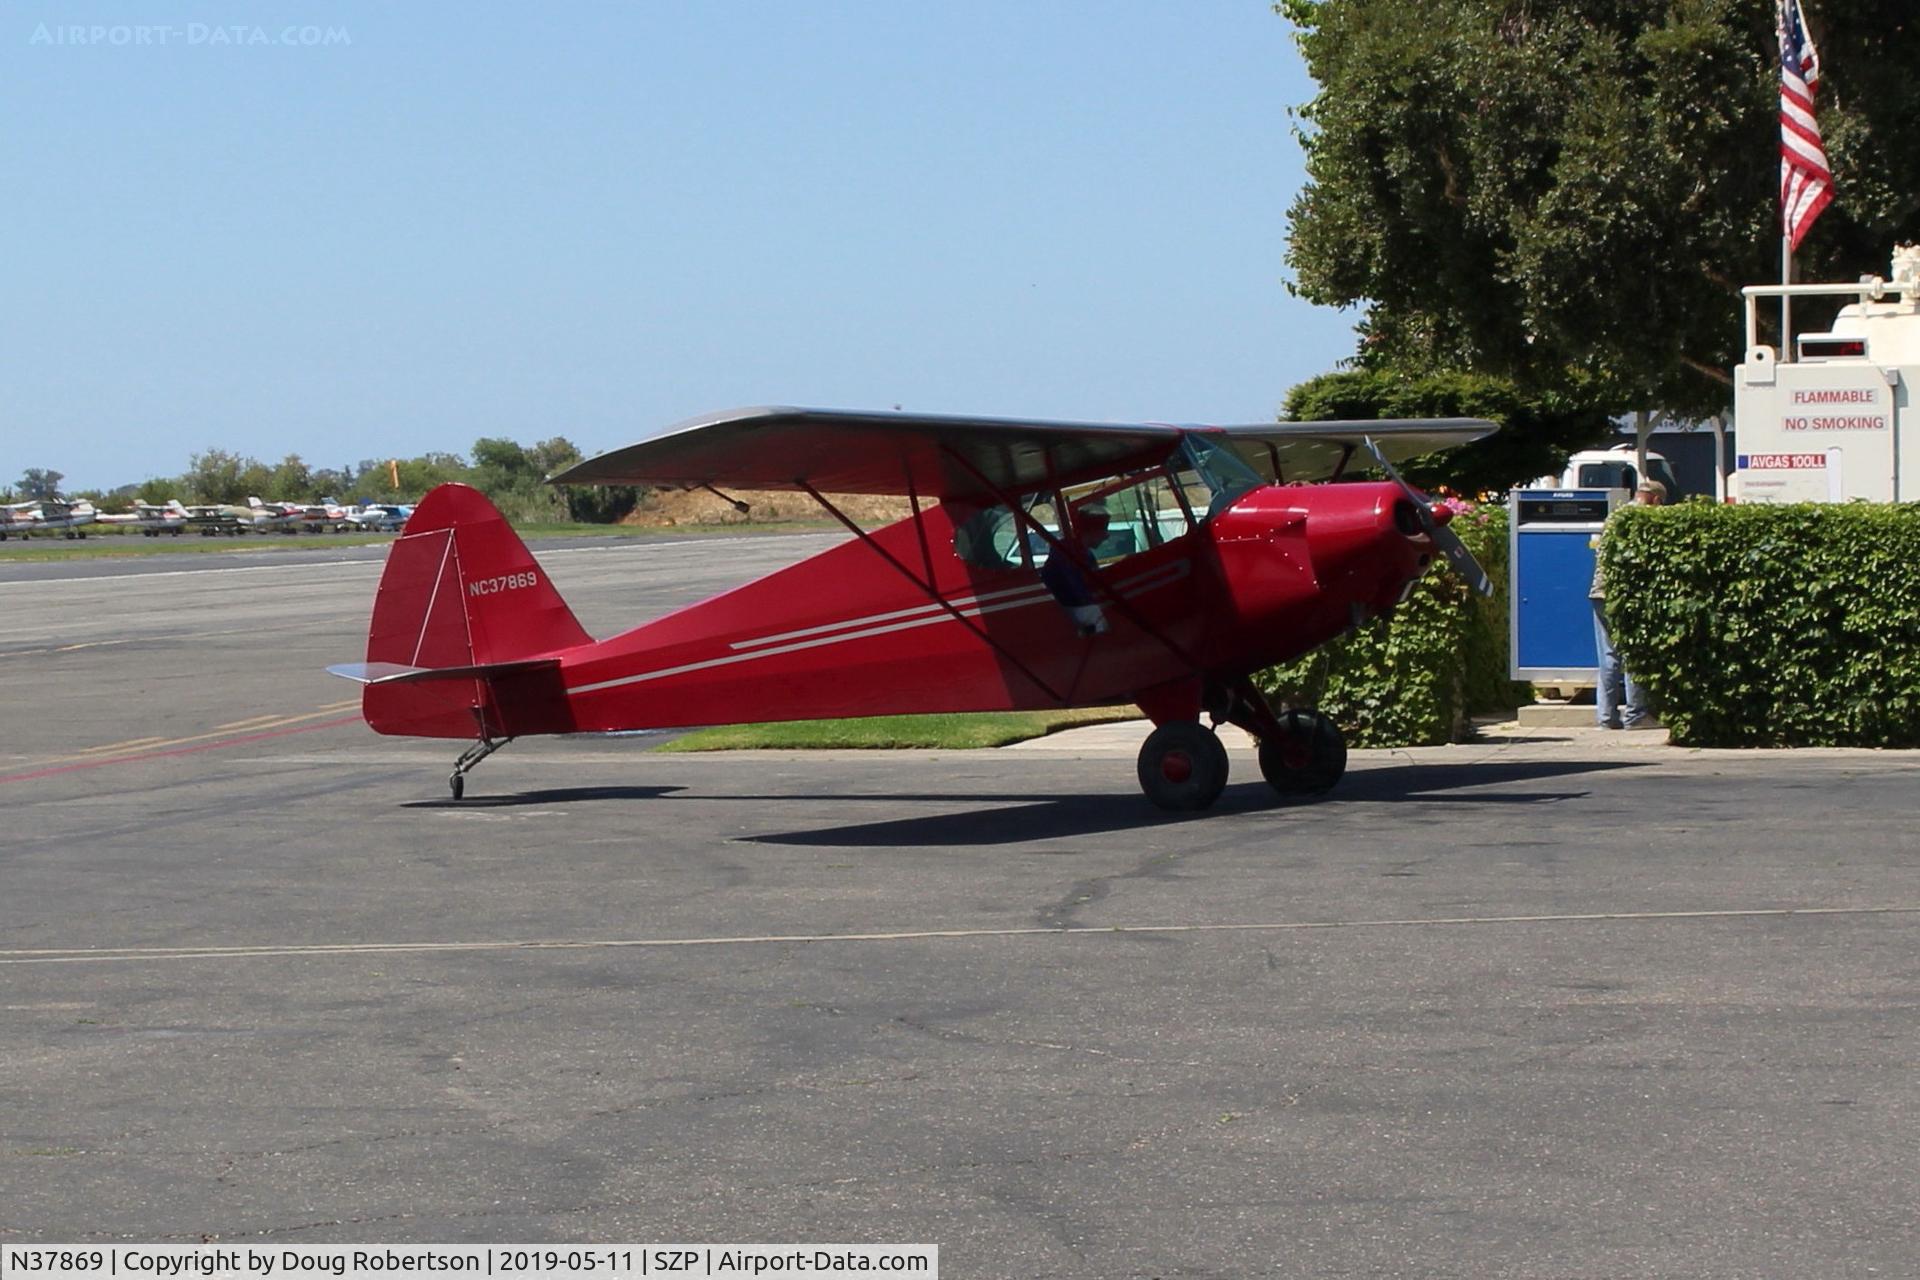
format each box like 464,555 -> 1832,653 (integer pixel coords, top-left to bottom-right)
1061,471 -> 1186,567
951,439 -> 1265,573
1179,436 -> 1261,516
953,463 -> 1200,573
953,496 -> 1060,572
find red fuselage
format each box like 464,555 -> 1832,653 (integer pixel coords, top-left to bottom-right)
364,480 -> 1437,739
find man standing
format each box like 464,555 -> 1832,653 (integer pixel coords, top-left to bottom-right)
1591,479 -> 1665,729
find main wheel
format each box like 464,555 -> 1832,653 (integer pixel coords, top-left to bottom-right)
448,772 -> 465,800
1136,721 -> 1230,812
1258,708 -> 1347,797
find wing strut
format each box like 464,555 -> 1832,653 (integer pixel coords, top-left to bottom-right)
796,482 -> 1069,705
936,445 -> 1208,676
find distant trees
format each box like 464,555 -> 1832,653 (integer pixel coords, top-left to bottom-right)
99,436 -> 639,524
182,450 -> 250,504
134,477 -> 182,504
467,436 -> 639,524
18,468 -> 63,500
268,455 -> 314,501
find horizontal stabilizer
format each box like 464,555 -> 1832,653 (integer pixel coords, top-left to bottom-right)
327,658 -> 560,686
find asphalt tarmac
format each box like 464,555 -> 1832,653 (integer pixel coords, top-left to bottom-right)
3,536 -> 1918,1277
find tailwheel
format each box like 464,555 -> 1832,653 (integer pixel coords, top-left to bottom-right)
446,734 -> 510,801
1258,708 -> 1347,798
1136,721 -> 1229,812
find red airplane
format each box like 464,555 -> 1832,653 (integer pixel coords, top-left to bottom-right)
329,408 -> 1493,809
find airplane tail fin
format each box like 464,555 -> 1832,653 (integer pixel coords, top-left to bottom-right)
331,483 -> 591,739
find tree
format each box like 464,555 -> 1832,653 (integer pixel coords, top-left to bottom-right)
525,436 -> 582,480
19,468 -> 63,500
235,458 -> 275,502
469,436 -> 568,522
134,477 -> 181,504
516,435 -> 640,523
184,449 -> 248,504
1283,0 -> 1920,420
268,454 -> 314,502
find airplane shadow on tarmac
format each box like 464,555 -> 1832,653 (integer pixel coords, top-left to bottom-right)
403,785 -> 686,808
392,760 -> 1646,846
740,758 -> 1649,849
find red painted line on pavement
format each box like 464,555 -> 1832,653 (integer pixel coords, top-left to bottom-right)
0,715 -> 364,786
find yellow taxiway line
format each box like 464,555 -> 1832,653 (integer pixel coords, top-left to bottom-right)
25,700 -> 362,769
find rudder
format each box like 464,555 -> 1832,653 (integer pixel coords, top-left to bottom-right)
357,484 -> 590,738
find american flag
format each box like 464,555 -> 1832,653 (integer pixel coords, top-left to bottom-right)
1778,0 -> 1831,252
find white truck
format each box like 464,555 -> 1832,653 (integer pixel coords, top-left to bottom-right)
1530,445 -> 1681,499
1734,245 -> 1919,502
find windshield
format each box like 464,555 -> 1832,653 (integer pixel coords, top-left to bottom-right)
1177,435 -> 1261,517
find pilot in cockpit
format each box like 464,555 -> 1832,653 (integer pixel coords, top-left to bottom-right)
1041,502 -> 1111,637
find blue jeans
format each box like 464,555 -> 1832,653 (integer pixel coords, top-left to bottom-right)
1592,598 -> 1650,727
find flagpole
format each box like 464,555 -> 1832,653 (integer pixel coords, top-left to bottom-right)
1781,233 -> 1793,361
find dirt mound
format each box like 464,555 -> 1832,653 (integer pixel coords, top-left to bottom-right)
621,487 -> 917,528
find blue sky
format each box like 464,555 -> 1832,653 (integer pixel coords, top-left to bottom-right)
3,1 -> 1357,492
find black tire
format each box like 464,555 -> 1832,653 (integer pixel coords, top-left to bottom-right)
1258,708 -> 1347,797
1136,721 -> 1230,812
449,773 -> 465,800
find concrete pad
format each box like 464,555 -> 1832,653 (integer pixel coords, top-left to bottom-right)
1517,701 -> 1603,728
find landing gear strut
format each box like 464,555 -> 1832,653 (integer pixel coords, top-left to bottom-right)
448,735 -> 512,799
1207,677 -> 1348,802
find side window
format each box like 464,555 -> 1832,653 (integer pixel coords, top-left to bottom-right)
954,469 -> 1200,574
953,506 -> 1023,571
1064,471 -> 1191,568
952,499 -> 1061,571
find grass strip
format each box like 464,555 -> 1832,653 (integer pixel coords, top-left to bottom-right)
656,707 -> 1144,752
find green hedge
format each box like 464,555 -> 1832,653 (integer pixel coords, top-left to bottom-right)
1254,503 -> 1526,746
1603,503 -> 1920,747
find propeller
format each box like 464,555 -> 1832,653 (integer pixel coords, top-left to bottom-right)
1362,436 -> 1493,598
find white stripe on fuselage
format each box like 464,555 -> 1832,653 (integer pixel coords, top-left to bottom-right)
567,559 -> 1190,699
727,580 -> 1058,651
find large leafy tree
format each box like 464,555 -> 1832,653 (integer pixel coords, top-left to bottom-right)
1283,0 -> 1920,419
18,468 -> 63,500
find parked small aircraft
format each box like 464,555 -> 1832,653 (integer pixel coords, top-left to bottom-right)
244,498 -> 307,532
291,498 -> 352,532
345,502 -> 413,531
96,500 -> 190,536
0,502 -> 39,540
184,503 -> 254,535
331,408 -> 1493,808
28,499 -> 99,539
